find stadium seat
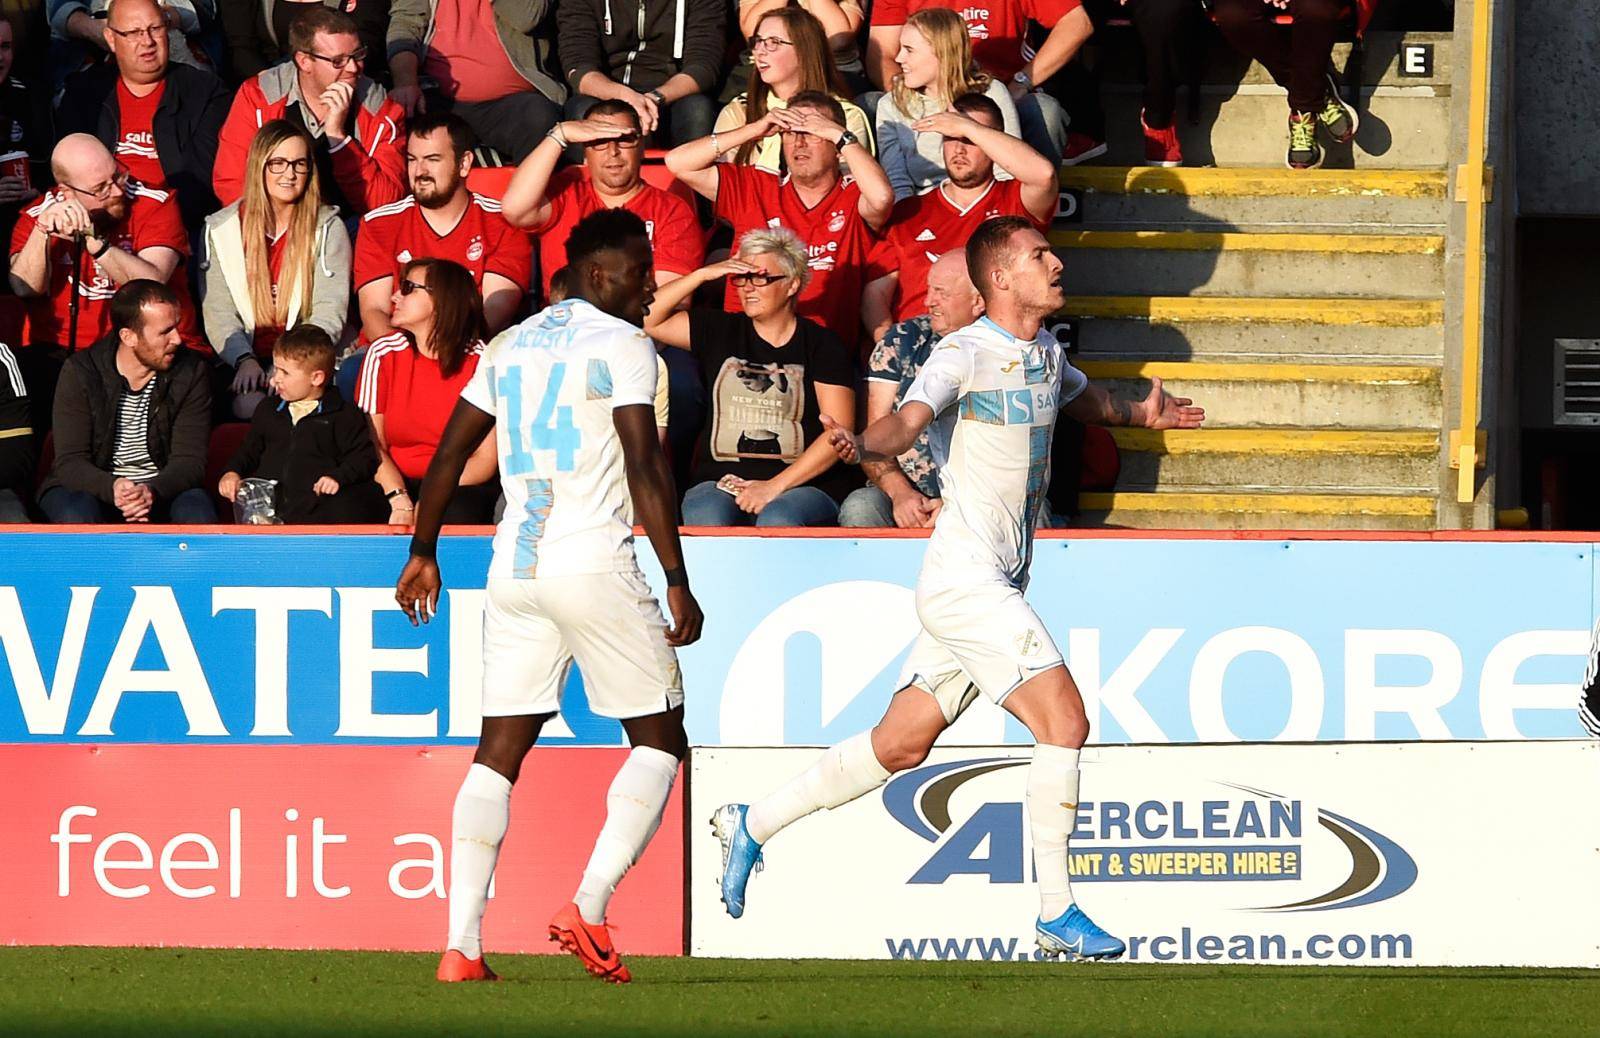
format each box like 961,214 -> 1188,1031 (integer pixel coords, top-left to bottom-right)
206,423 -> 250,522
1080,425 -> 1120,491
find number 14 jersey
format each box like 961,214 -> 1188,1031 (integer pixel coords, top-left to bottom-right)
461,298 -> 659,580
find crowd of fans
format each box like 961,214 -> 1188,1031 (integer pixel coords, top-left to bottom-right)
0,0 -> 1374,530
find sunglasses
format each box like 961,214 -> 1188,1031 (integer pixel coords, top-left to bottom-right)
584,132 -> 643,151
398,278 -> 432,296
730,272 -> 789,287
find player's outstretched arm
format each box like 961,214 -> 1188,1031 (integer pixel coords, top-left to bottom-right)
1064,375 -> 1205,430
821,402 -> 933,465
616,403 -> 704,647
395,398 -> 496,627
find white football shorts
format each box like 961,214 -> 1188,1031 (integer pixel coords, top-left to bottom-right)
899,579 -> 1064,723
481,569 -> 684,720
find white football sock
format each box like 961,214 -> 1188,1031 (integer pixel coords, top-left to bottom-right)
574,746 -> 680,926
745,731 -> 892,845
446,763 -> 512,960
1027,743 -> 1081,923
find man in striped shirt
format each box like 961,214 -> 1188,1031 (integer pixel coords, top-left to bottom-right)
36,280 -> 214,524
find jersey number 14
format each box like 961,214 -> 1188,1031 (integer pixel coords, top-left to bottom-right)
499,363 -> 581,475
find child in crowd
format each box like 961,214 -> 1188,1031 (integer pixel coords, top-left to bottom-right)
219,326 -> 385,524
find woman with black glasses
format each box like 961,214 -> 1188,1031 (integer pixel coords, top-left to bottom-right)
644,225 -> 858,527
356,256 -> 499,526
201,119 -> 350,420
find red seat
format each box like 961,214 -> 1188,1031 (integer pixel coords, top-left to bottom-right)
465,165 -> 515,201
206,422 -> 250,522
1079,425 -> 1120,491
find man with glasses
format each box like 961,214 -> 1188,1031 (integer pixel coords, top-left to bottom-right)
862,92 -> 1056,345
353,111 -> 533,343
667,89 -> 893,353
57,0 -> 231,232
387,0 -> 567,165
214,6 -> 406,216
556,0 -> 723,149
47,0 -> 209,92
502,100 -> 703,305
9,134 -> 203,430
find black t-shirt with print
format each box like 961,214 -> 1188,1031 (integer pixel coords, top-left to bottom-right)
687,308 -> 860,502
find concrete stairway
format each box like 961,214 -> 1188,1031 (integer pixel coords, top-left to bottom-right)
1053,160 -> 1450,530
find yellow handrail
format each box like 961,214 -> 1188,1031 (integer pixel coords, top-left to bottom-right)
1453,0 -> 1495,504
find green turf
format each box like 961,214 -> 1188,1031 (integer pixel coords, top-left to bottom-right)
0,948 -> 1594,1037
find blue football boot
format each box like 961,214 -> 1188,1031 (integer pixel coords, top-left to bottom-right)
1036,904 -> 1126,961
709,803 -> 764,919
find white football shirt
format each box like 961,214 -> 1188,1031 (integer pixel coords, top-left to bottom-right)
901,317 -> 1088,589
461,298 -> 659,579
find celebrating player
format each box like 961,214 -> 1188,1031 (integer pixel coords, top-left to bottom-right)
711,217 -> 1204,960
395,208 -> 703,985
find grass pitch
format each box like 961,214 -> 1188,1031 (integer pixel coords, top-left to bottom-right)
0,948 -> 1594,1037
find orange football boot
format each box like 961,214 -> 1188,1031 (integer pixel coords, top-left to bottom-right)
436,949 -> 499,982
548,902 -> 631,984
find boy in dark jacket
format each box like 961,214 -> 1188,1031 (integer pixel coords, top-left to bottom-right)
219,325 -> 384,524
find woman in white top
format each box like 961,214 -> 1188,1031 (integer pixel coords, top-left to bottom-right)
713,6 -> 874,175
874,7 -> 1022,201
201,119 -> 350,420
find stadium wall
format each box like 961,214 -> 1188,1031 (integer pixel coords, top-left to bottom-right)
1,530 -> 1595,958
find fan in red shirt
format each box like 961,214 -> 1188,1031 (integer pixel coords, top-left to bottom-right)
356,256 -> 500,525
9,136 -> 204,383
353,112 -> 531,343
666,91 -> 894,355
113,77 -> 166,189
499,99 -> 705,300
864,93 -> 1058,339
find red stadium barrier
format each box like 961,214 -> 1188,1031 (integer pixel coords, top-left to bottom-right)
1,746 -> 685,955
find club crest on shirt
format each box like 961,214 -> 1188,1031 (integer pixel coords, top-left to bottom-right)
767,217 -> 781,229
466,236 -> 484,262
827,209 -> 847,233
915,228 -> 936,242
10,123 -> 24,143
396,249 -> 413,264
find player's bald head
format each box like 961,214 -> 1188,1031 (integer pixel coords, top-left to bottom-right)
51,133 -> 115,185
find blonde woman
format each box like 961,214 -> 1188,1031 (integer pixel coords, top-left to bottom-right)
876,8 -> 1021,200
713,7 -> 874,174
201,119 -> 351,420
644,226 -> 857,527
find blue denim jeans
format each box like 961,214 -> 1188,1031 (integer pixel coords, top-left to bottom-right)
681,481 -> 840,527
837,485 -> 895,528
40,486 -> 218,524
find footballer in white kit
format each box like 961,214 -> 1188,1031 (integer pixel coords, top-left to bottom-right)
395,209 -> 703,986
712,217 -> 1204,959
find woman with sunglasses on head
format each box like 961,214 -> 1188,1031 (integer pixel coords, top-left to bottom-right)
201,119 -> 350,421
357,257 -> 499,526
876,8 -> 1022,201
644,225 -> 857,528
713,6 -> 875,174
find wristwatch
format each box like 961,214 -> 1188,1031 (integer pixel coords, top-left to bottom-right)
647,89 -> 666,106
1012,69 -> 1033,90
836,129 -> 860,150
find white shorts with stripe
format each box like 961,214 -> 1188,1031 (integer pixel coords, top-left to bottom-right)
481,569 -> 684,720
898,579 -> 1064,723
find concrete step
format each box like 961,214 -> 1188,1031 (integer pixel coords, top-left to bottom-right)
1097,85 -> 1449,168
1075,359 -> 1441,429
1095,32 -> 1453,91
1076,490 -> 1437,530
1056,167 -> 1449,233
1053,230 -> 1445,298
1108,428 -> 1440,492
